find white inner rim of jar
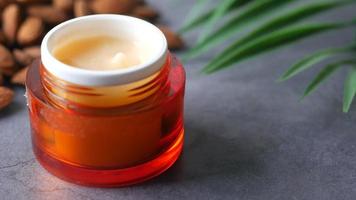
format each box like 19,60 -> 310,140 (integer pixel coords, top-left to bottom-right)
41,14 -> 168,86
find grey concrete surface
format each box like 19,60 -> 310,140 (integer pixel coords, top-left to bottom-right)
1,1 -> 356,199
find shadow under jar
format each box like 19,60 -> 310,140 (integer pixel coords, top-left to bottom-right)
25,15 -> 185,187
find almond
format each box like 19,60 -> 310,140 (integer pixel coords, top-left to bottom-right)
27,5 -> 69,24
132,5 -> 158,20
0,86 -> 14,110
0,31 -> 6,44
74,0 -> 91,17
136,0 -> 146,5
0,0 -> 9,9
1,67 -> 17,76
0,44 -> 16,75
23,46 -> 40,58
53,0 -> 73,13
11,66 -> 28,85
16,0 -> 51,4
2,4 -> 21,45
13,49 -> 33,66
0,72 -> 3,86
17,17 -> 44,46
158,26 -> 184,50
91,0 -> 137,14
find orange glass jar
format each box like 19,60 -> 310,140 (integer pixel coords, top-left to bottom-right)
25,15 -> 185,187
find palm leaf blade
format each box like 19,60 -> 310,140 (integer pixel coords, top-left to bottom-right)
302,60 -> 349,98
198,0 -> 237,43
343,66 -> 356,112
179,0 -> 249,33
179,0 -> 210,33
203,23 -> 346,73
278,47 -> 352,81
207,0 -> 353,69
183,0 -> 296,60
179,10 -> 213,33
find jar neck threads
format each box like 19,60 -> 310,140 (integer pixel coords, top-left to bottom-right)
40,54 -> 172,113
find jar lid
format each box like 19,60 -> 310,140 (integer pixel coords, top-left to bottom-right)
41,14 -> 168,86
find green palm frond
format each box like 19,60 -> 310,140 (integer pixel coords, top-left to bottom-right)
302,60 -> 355,99
197,0 -> 237,43
205,1 -> 355,71
203,22 -> 352,73
182,0 -> 297,60
179,0 -> 210,33
343,66 -> 356,112
181,0 -> 356,112
278,46 -> 355,81
179,0 -> 249,33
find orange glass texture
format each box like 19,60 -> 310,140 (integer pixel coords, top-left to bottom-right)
26,54 -> 185,187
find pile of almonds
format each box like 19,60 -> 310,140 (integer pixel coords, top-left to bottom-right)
0,0 -> 184,111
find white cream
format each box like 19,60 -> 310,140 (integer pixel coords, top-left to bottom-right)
53,35 -> 146,70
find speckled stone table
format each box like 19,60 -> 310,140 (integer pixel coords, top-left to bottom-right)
1,1 -> 356,200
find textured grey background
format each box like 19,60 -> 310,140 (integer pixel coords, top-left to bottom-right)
1,1 -> 356,200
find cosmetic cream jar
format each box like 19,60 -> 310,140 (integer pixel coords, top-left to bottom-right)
26,15 -> 185,187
